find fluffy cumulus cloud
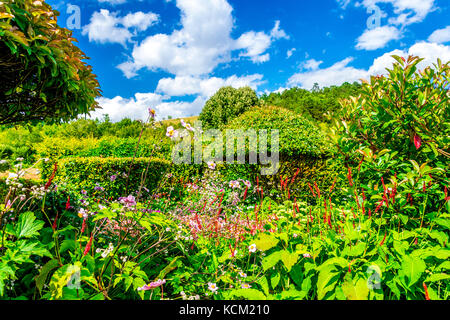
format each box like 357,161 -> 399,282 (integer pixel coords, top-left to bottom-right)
156,74 -> 265,97
82,9 -> 159,46
300,59 -> 323,71
428,26 -> 450,44
84,0 -> 288,121
288,57 -> 368,89
288,41 -> 450,89
356,25 -> 401,50
117,0 -> 288,77
344,0 -> 437,50
353,0 -> 436,26
89,93 -> 206,122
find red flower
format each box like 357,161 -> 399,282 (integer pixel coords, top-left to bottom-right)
44,162 -> 58,190
423,283 -> 430,300
414,134 -> 422,150
379,231 -> 387,246
81,218 -> 87,234
307,182 -> 316,197
314,182 -> 321,198
52,213 -> 58,231
243,186 -> 248,201
83,234 -> 93,256
347,167 -> 353,186
65,196 -> 71,210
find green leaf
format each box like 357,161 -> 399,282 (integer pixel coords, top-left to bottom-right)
280,250 -> 299,272
399,256 -> 426,287
261,250 -> 282,271
270,272 -> 281,289
425,273 -> 450,282
256,276 -> 269,296
229,288 -> 267,300
317,265 -> 340,300
35,259 -> 60,294
341,273 -> 369,300
157,257 -> 181,280
253,233 -> 279,252
14,212 -> 44,239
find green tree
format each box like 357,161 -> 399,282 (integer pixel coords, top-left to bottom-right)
199,86 -> 260,129
0,0 -> 101,125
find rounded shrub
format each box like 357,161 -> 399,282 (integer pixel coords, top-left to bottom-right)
225,105 -> 335,158
199,86 -> 260,129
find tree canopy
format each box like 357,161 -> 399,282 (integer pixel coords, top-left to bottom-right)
199,86 -> 260,129
0,0 -> 101,126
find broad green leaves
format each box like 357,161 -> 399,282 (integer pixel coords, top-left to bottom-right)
253,233 -> 279,252
11,211 -> 44,239
341,273 -> 369,300
399,256 -> 426,288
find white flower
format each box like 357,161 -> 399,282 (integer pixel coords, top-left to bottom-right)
166,126 -> 179,140
241,283 -> 251,289
208,282 -> 218,293
239,272 -> 247,278
248,244 -> 257,253
229,180 -> 240,189
303,253 -> 312,258
207,161 -> 216,170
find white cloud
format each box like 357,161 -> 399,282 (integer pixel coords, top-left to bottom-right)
122,11 -> 160,31
356,25 -> 401,50
428,26 -> 450,44
90,93 -> 205,122
117,0 -> 235,77
353,0 -> 436,26
235,31 -> 273,63
286,48 -> 296,58
287,41 -> 450,89
90,93 -> 166,122
288,57 -> 367,89
117,0 -> 289,77
82,9 -> 159,46
300,59 -> 323,71
270,20 -> 290,40
156,74 -> 264,97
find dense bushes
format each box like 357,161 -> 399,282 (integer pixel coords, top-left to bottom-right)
260,82 -> 362,123
226,106 -> 335,158
199,86 -> 260,129
46,157 -> 171,198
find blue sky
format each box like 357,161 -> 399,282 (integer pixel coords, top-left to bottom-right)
46,0 -> 450,121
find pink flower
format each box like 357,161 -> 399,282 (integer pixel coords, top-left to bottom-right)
119,195 -> 136,207
207,161 -> 216,170
137,279 -> 166,291
166,126 -> 179,140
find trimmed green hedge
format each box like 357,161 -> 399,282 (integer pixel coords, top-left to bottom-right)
50,157 -> 171,198
225,106 -> 335,158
